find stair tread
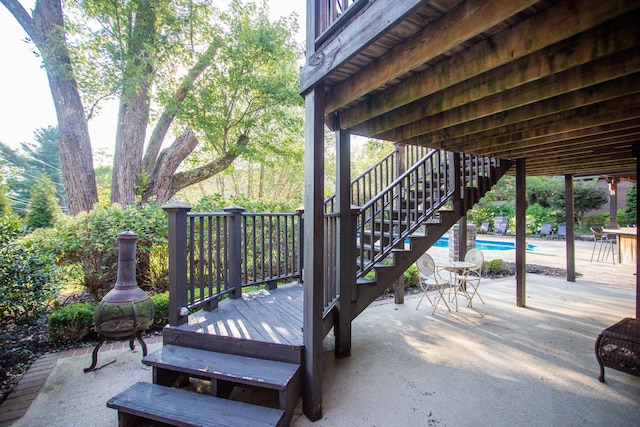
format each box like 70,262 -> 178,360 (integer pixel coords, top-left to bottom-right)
107,382 -> 285,427
143,345 -> 300,390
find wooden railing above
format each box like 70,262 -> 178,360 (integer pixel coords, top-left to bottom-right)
316,0 -> 368,44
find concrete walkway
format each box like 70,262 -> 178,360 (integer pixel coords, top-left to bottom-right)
2,237 -> 639,426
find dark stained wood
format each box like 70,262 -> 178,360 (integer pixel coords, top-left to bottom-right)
322,0 -> 539,112
107,382 -> 286,427
515,158 -> 526,307
179,283 -> 303,346
300,0 -> 426,94
303,0 -> 640,177
335,121 -> 353,358
565,175 -> 576,282
302,84 -> 325,421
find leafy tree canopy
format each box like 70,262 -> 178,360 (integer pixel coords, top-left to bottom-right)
1,0 -> 303,213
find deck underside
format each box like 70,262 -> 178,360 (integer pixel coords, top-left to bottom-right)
177,282 -> 304,347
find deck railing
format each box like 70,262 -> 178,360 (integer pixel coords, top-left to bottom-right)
164,203 -> 303,326
325,144 -> 430,212
316,0 -> 368,44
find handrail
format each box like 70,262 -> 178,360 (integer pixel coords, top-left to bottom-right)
164,204 -> 303,325
355,150 -> 453,277
325,144 -> 431,212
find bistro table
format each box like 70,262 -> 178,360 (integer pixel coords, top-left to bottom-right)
602,227 -> 637,265
436,261 -> 475,312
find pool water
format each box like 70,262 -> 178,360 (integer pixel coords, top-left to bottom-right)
433,236 -> 536,251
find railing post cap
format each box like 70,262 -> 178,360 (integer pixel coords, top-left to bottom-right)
223,205 -> 246,213
295,206 -> 305,214
162,201 -> 192,212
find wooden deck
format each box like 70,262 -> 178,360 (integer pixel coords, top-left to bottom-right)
177,282 -> 304,347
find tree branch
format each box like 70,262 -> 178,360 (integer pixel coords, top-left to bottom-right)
142,39 -> 222,174
142,133 -> 248,204
1,0 -> 35,40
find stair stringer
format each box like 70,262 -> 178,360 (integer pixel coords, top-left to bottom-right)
352,210 -> 460,318
351,160 -> 513,319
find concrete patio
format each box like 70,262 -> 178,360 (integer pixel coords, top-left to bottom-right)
5,237 -> 640,426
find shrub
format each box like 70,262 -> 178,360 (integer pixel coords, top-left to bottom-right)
486,259 -> 508,275
151,292 -> 169,330
48,303 -> 95,344
24,204 -> 168,300
0,243 -> 61,326
525,203 -> 556,235
584,213 -> 608,228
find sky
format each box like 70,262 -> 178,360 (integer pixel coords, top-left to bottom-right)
0,1 -> 306,158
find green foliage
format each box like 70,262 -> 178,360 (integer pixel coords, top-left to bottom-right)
403,264 -> 419,286
616,209 -> 636,227
0,214 -> 28,246
619,183 -> 637,226
47,303 -> 95,344
23,204 -> 168,300
486,259 -> 508,275
26,175 -> 60,230
0,242 -> 61,326
0,127 -> 65,214
584,213 -> 609,229
194,193 -> 299,213
525,203 -> 557,234
468,203 -> 515,228
546,179 -> 608,228
151,292 -> 169,330
0,179 -> 11,218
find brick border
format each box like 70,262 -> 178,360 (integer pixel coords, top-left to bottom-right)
0,335 -> 162,425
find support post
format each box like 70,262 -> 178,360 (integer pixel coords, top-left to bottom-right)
515,159 -> 526,307
335,115 -> 353,358
224,206 -> 245,299
634,146 -> 640,319
296,207 -> 305,283
565,175 -> 576,282
163,202 -> 192,326
302,83 -> 325,422
607,177 -> 620,229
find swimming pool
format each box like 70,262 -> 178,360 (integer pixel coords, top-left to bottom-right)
433,236 -> 536,251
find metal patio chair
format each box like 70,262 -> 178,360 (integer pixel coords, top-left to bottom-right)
415,254 -> 451,314
457,249 -> 485,308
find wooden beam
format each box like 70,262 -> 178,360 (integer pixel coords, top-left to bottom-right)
299,0 -> 427,94
336,0 -> 640,124
370,55 -> 640,143
408,94 -> 640,154
324,0 -> 540,113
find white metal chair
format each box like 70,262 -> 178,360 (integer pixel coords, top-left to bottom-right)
415,254 -> 451,314
457,249 -> 485,308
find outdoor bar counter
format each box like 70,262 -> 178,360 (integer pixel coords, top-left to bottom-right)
603,227 -> 637,265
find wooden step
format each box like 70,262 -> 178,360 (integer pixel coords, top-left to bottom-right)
143,345 -> 301,424
107,382 -> 286,427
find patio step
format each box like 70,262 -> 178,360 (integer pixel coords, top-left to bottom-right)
107,381 -> 286,427
141,344 -> 301,425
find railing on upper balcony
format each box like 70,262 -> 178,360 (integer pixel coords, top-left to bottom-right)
164,203 -> 303,326
316,0 -> 368,45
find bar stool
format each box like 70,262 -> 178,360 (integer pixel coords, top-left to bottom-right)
590,227 -> 615,264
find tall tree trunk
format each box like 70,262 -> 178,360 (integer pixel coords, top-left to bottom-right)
3,0 -> 98,214
111,0 -> 155,206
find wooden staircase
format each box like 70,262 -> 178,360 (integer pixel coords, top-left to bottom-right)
106,148 -> 510,426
